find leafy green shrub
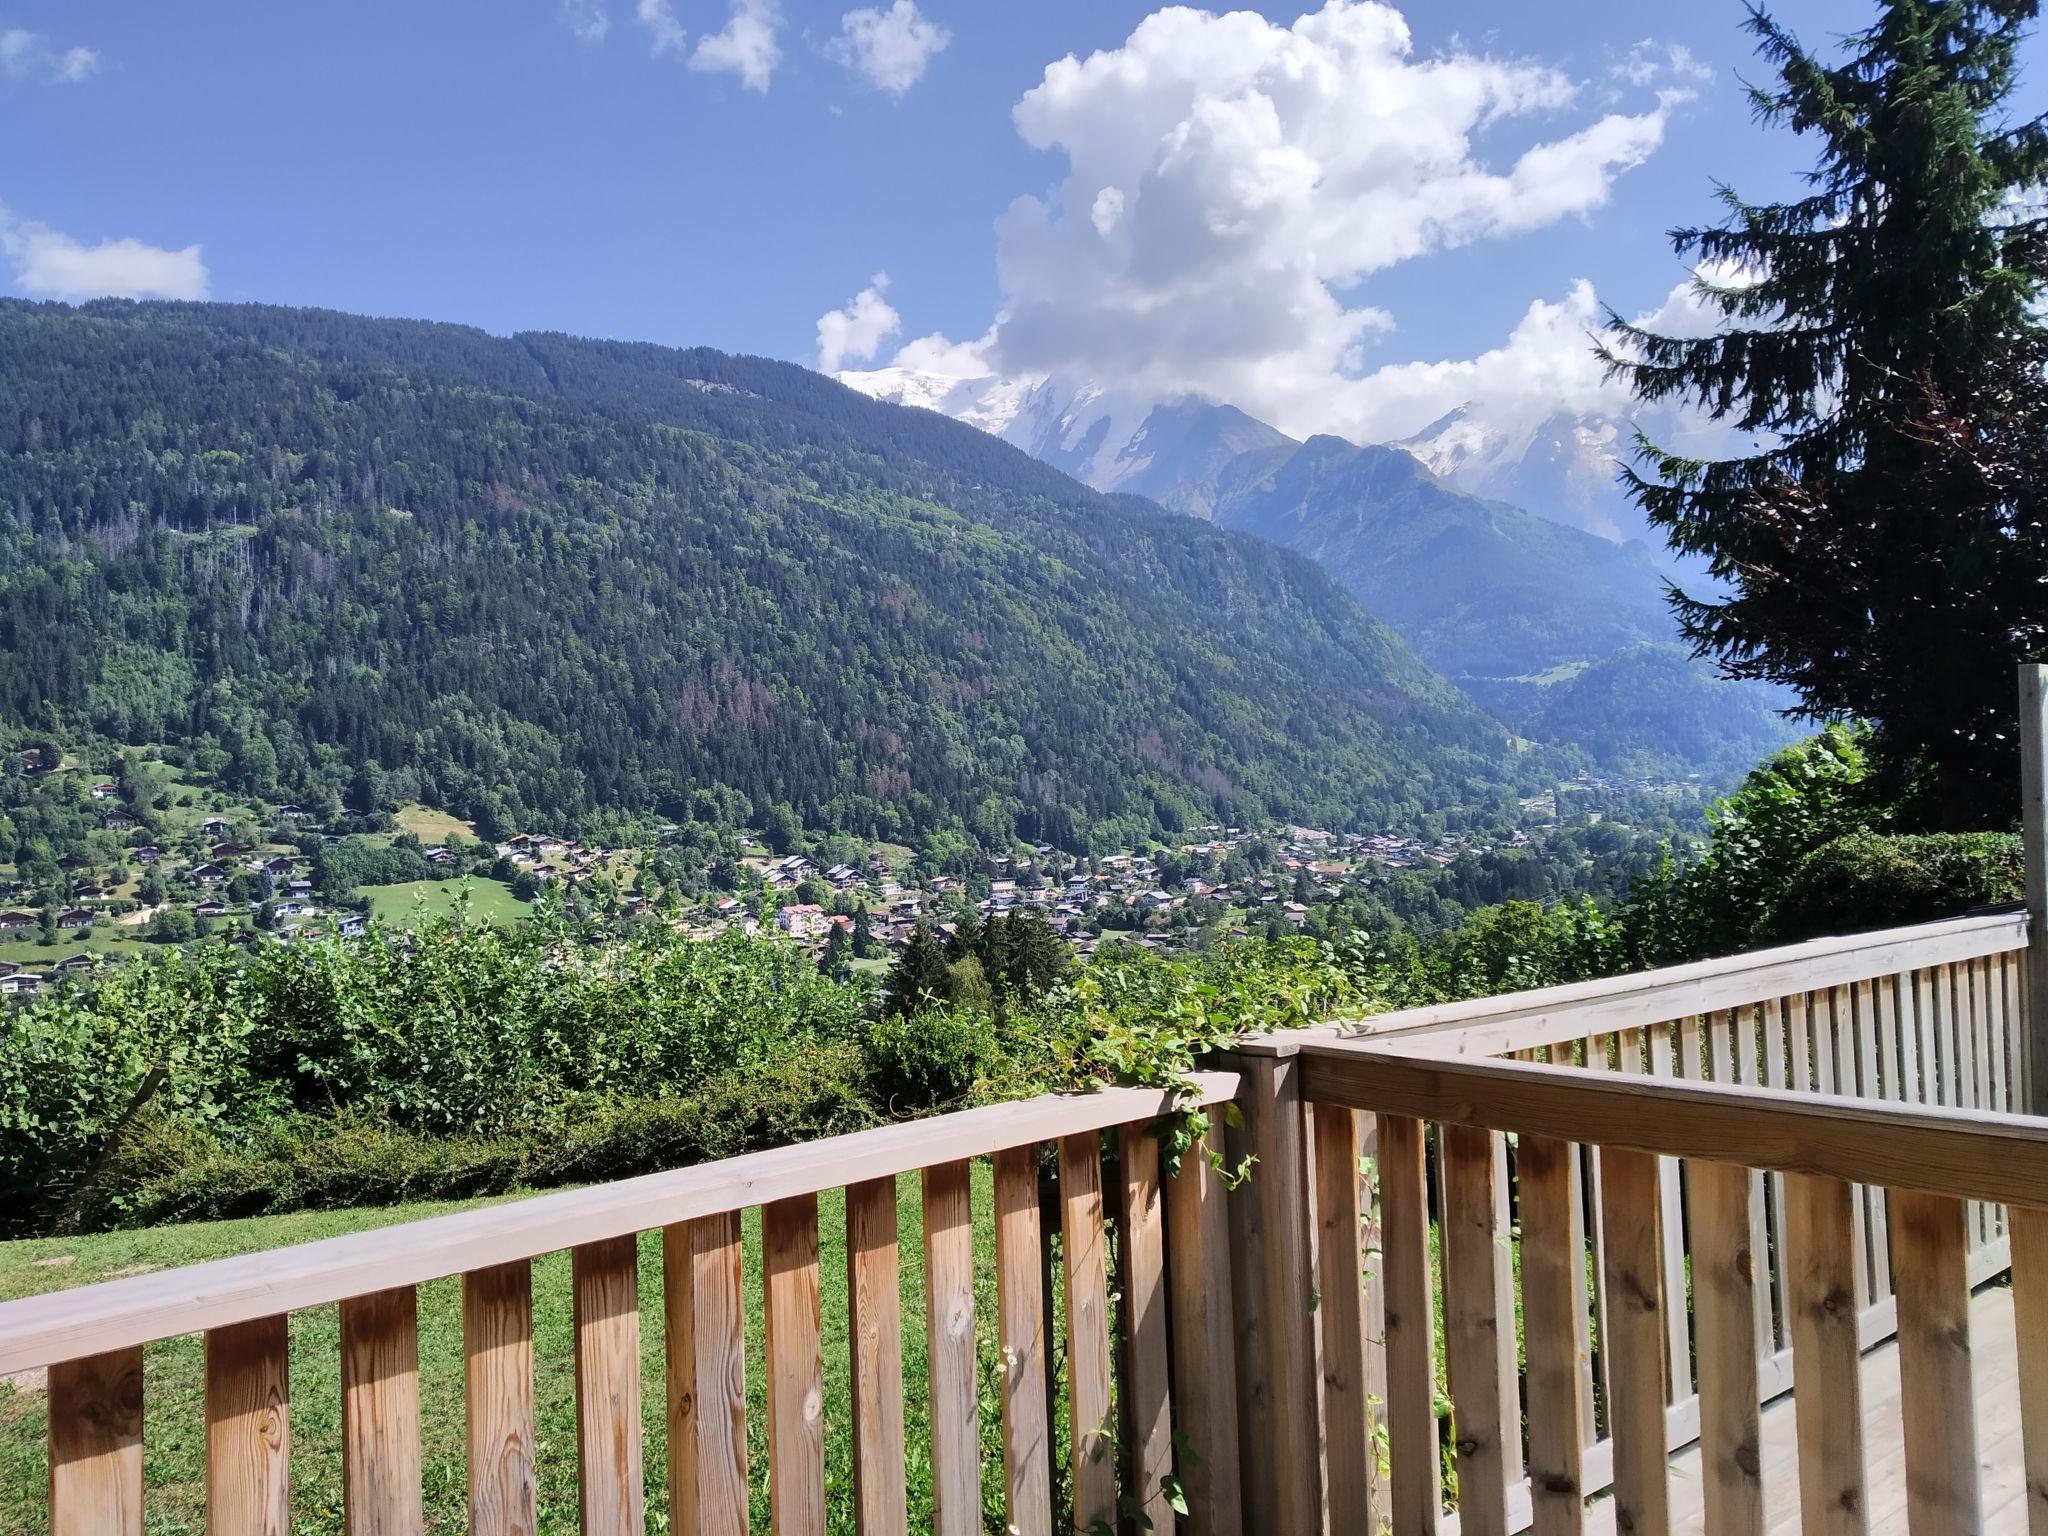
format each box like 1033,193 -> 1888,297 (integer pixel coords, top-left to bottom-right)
863,1011 -> 997,1111
1768,831 -> 2022,943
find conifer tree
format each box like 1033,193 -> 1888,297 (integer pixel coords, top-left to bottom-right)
884,922 -> 951,1016
1607,0 -> 2048,823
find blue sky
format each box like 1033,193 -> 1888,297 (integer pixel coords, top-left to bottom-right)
3,0 -> 2040,440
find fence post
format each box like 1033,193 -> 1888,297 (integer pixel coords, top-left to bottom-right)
2022,664 -> 2048,1115
1219,1036 -> 1324,1536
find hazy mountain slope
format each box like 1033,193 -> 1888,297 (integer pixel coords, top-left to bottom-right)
0,299 -> 1514,847
1208,436 -> 1676,682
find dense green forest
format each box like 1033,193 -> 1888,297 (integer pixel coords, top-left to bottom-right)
0,301 -> 1518,852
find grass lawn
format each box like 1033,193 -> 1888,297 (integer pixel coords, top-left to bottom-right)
393,804 -> 478,844
0,1166 -> 1045,1536
362,878 -> 528,928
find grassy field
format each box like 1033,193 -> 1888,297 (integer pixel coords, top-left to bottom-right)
361,877 -> 528,927
0,1167 -> 1037,1536
393,804 -> 479,844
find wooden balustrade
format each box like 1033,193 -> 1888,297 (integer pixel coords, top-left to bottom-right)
4,1075 -> 1241,1536
11,911 -> 2048,1535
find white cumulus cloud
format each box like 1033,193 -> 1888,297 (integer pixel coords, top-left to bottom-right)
691,0 -> 782,91
560,0 -> 611,44
1,28 -> 100,85
636,0 -> 688,57
830,1 -> 950,97
816,273 -> 902,372
0,206 -> 210,302
857,0 -> 1684,440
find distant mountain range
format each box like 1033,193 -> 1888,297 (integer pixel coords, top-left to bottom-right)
840,366 -> 1794,775
0,300 -> 1523,849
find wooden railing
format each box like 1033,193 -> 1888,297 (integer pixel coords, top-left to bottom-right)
6,909 -> 2044,1535
0,1075 -> 1246,1536
1284,908 -> 2047,1535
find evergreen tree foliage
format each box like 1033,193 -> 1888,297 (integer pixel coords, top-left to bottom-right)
1607,0 -> 2048,823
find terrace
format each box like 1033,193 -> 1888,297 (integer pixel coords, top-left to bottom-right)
15,722 -> 2048,1535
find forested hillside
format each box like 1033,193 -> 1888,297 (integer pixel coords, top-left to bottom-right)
0,300 -> 1515,849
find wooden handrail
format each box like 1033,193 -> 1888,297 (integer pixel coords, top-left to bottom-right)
1299,1041 -> 2048,1208
1327,908 -> 2027,1058
0,1073 -> 1238,1376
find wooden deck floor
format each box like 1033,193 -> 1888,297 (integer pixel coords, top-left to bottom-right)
1584,1282 -> 2027,1534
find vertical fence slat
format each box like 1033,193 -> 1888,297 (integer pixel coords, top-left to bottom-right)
923,1159 -> 982,1536
1518,1133 -> 1586,1536
666,1211 -> 750,1536
1119,1123 -> 1174,1532
1313,1104 -> 1383,1536
1165,1120 -> 1244,1536
463,1262 -> 535,1536
1785,1173 -> 1869,1536
2011,1204 -> 2048,1536
1648,1023 -> 1692,1402
1889,1189 -> 1980,1535
992,1149 -> 1051,1536
1764,997 -> 1795,1348
1060,1133 -> 1115,1533
1443,1122 -> 1510,1536
1853,980 -> 1892,1302
1734,1005 -> 1777,1356
206,1315 -> 291,1536
1599,1147 -> 1672,1536
765,1195 -> 826,1536
49,1346 -> 143,1536
573,1236 -> 644,1536
846,1178 -> 908,1536
1379,1113 -> 1442,1534
1691,1159 -> 1763,1536
340,1286 -> 422,1536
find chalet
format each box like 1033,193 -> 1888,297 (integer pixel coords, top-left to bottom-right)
826,863 -> 861,889
336,915 -> 368,939
59,953 -> 94,972
89,783 -> 118,800
194,901 -> 228,919
56,909 -> 93,930
0,972 -> 42,996
264,856 -> 297,877
287,879 -> 314,896
426,846 -> 454,866
102,811 -> 136,830
200,817 -> 230,836
132,845 -> 162,864
0,911 -> 36,933
210,841 -> 241,859
775,904 -> 828,940
273,901 -> 306,918
277,804 -> 309,819
16,747 -> 52,773
190,863 -> 229,886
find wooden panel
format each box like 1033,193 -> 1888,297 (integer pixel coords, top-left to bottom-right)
206,1315 -> 291,1536
1517,1133 -> 1586,1536
463,1261 -> 535,1536
1297,1045 -> 2048,1211
1598,1148 -> 1671,1536
1442,1122 -> 1509,1536
1763,996 -> 1793,1348
992,1148 -> 1051,1536
665,1212 -> 749,1536
1649,1023 -> 1692,1401
2010,1204 -> 2048,1536
1235,1050 -> 1324,1536
1853,980 -> 1892,1303
1690,1159 -> 1763,1536
1060,1133 -> 1115,1533
1378,1114 -> 1441,1534
846,1177 -> 909,1536
340,1287 -> 422,1536
1889,1189 -> 1979,1534
573,1236 -> 644,1536
923,1159 -> 981,1536
1313,1104 -> 1383,1536
1119,1123 -> 1174,1533
1164,1121 -> 1243,1536
0,1074 -> 1241,1378
765,1196 -> 825,1536
1784,1174 -> 1868,1536
1733,1005 -> 1776,1356
48,1346 -> 143,1536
